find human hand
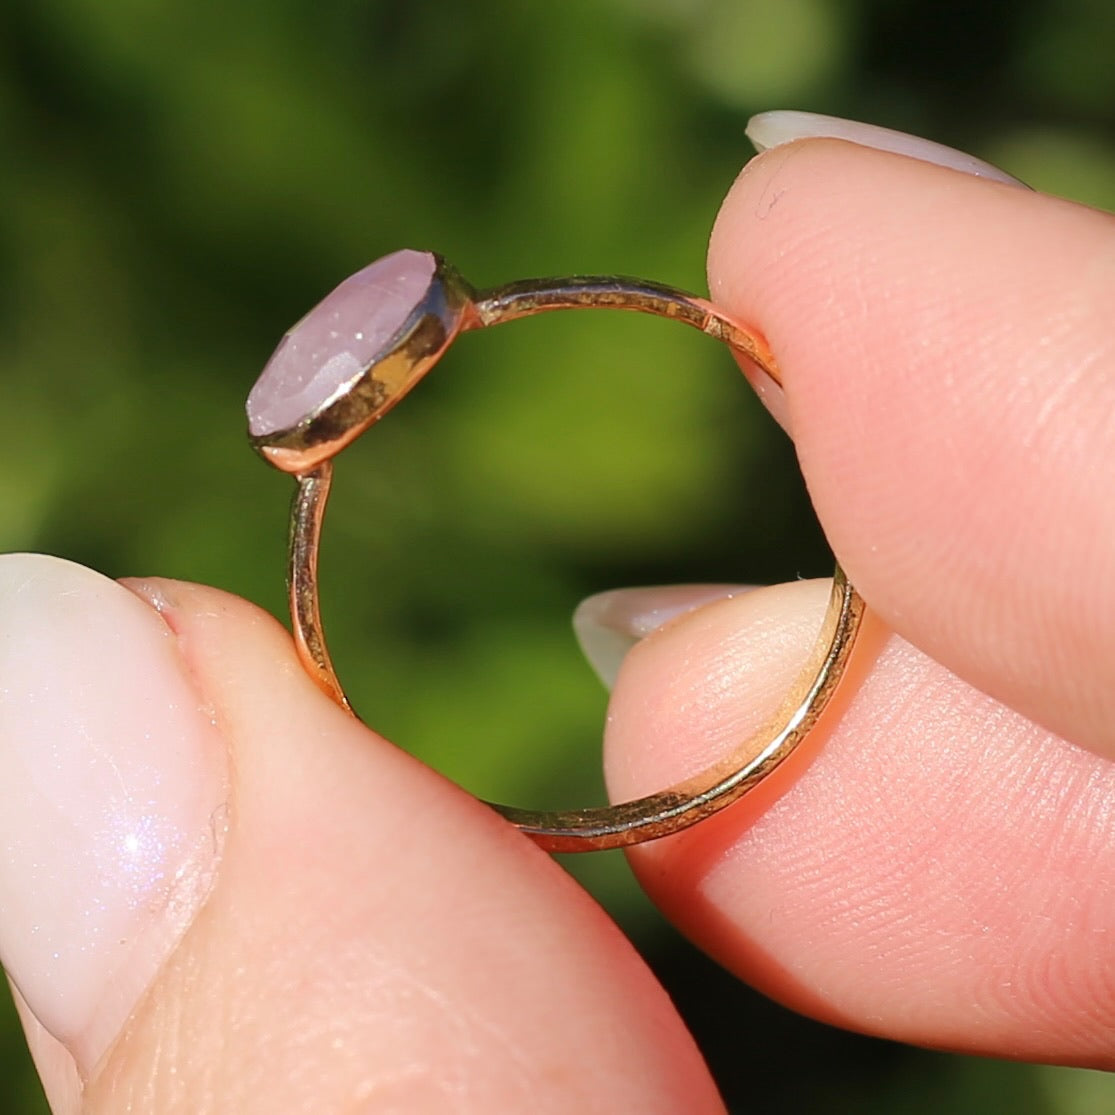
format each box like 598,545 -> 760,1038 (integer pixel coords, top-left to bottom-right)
584,113 -> 1115,1068
2,114 -> 1113,1112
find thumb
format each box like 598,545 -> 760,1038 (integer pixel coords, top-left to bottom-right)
0,555 -> 719,1113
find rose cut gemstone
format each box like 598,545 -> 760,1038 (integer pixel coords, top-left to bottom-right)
246,249 -> 437,438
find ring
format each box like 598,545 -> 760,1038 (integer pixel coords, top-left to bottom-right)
246,249 -> 866,852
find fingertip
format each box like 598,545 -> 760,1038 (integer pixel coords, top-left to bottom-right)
707,138 -> 1115,756
604,580 -> 832,806
79,579 -> 721,1112
604,574 -> 1115,1066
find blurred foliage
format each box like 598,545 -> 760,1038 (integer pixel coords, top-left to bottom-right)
1,0 -> 1114,1110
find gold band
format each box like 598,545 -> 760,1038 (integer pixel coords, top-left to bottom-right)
251,256 -> 866,852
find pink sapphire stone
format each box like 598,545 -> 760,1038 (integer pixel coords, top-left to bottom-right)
247,249 -> 437,437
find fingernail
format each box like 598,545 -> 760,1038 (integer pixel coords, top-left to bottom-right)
0,554 -> 228,1076
574,584 -> 755,690
747,110 -> 1026,186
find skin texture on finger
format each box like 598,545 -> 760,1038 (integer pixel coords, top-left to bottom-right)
605,582 -> 1115,1066
52,580 -> 723,1114
707,140 -> 1115,758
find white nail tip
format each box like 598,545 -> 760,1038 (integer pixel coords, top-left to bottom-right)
747,110 -> 1025,186
574,584 -> 752,690
0,555 -> 228,1072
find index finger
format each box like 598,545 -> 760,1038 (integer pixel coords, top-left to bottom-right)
709,138 -> 1115,757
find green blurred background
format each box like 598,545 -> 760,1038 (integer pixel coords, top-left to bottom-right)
2,0 -> 1115,1110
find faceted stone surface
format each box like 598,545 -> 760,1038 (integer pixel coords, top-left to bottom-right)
247,249 -> 436,437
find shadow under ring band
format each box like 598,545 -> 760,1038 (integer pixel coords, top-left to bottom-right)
246,249 -> 866,853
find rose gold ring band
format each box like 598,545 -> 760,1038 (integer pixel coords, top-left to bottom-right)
247,252 -> 866,852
